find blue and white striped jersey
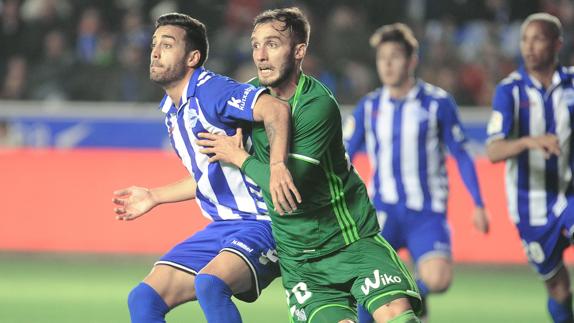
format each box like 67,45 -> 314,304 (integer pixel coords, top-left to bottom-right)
344,80 -> 483,214
159,67 -> 269,221
487,65 -> 574,227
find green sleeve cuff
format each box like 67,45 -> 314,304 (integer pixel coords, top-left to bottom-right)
241,155 -> 271,193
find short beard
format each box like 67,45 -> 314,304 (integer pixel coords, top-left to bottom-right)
260,53 -> 297,88
150,60 -> 187,88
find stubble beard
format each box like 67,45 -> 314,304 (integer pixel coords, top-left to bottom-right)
260,52 -> 297,89
150,60 -> 187,88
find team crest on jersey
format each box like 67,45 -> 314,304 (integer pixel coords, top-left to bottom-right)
487,111 -> 503,135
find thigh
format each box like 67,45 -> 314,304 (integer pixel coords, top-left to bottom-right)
350,236 -> 421,317
405,211 -> 451,265
220,220 -> 281,302
378,205 -> 406,251
280,257 -> 356,323
519,221 -> 569,280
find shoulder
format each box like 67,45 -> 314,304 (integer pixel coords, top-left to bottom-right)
419,81 -> 450,100
497,71 -> 522,90
300,76 -> 339,112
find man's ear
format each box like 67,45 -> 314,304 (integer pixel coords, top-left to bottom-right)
187,50 -> 201,68
294,43 -> 307,60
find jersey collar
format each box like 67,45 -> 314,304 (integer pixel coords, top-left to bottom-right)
158,67 -> 206,113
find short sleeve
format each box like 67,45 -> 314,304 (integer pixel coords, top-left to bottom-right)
487,84 -> 515,142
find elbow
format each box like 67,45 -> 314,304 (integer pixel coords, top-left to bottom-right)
485,145 -> 502,163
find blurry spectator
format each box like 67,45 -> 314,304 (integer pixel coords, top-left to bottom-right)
0,56 -> 27,99
76,7 -> 103,64
0,0 -> 25,63
28,29 -> 74,100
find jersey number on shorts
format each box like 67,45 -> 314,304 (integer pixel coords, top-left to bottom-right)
521,240 -> 545,264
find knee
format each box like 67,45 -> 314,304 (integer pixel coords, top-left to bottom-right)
128,282 -> 169,320
195,274 -> 233,301
424,275 -> 451,294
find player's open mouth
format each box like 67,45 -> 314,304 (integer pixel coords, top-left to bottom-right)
258,66 -> 273,76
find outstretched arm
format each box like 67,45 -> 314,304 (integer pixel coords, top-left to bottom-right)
112,176 -> 197,221
252,94 -> 302,214
486,135 -> 560,163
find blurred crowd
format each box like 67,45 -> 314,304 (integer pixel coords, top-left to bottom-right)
1,0 -> 573,106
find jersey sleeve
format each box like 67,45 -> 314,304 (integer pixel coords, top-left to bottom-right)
198,76 -> 267,123
292,95 -> 341,160
438,96 -> 484,207
487,83 -> 515,143
343,97 -> 367,160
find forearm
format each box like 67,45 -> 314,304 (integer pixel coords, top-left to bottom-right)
486,137 -> 529,163
454,151 -> 484,207
262,103 -> 291,164
150,176 -> 197,205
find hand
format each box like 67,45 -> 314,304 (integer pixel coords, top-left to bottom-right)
112,186 -> 157,221
270,162 -> 302,215
196,129 -> 249,167
472,207 -> 489,234
524,134 -> 560,159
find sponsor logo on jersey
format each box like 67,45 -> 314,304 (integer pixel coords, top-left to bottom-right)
361,269 -> 402,295
231,240 -> 253,253
227,97 -> 243,110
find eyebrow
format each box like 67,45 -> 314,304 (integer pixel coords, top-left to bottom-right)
251,35 -> 282,42
152,35 -> 177,41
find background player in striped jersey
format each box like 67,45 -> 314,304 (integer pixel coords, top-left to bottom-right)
112,13 -> 301,323
344,23 -> 489,321
197,7 -> 421,323
486,13 -> 574,323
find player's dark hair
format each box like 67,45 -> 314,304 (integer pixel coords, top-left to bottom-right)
155,13 -> 209,66
370,23 -> 419,57
521,12 -> 562,41
253,7 -> 310,46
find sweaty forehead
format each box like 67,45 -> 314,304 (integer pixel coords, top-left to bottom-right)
153,25 -> 185,40
523,21 -> 554,38
252,21 -> 290,40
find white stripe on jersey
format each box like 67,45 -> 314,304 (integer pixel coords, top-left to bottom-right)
401,98 -> 423,210
527,86 -> 548,226
426,101 -> 447,212
364,99 -> 376,197
505,86 -> 520,223
377,89 -> 399,204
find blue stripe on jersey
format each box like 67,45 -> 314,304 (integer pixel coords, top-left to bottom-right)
391,99 -> 406,202
516,85 -> 531,223
545,91 -> 559,209
417,94 -> 432,211
370,101 -> 383,206
176,105 -> 203,180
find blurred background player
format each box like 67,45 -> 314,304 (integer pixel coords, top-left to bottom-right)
486,12 -> 574,323
197,7 -> 422,323
112,12 -> 301,323
344,23 -> 489,321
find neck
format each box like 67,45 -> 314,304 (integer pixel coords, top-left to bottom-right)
269,69 -> 301,101
388,77 -> 416,99
165,69 -> 195,106
528,63 -> 557,89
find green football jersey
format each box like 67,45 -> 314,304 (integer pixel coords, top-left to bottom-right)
242,73 -> 379,260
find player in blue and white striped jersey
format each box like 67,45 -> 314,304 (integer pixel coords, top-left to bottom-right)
486,13 -> 574,323
344,23 -> 489,322
112,13 -> 300,323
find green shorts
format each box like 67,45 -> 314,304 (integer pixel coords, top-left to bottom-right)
280,235 -> 421,323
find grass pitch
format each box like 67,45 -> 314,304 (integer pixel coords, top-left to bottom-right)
0,252 -> 552,322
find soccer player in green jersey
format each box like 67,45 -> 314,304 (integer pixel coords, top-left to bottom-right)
197,7 -> 421,323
